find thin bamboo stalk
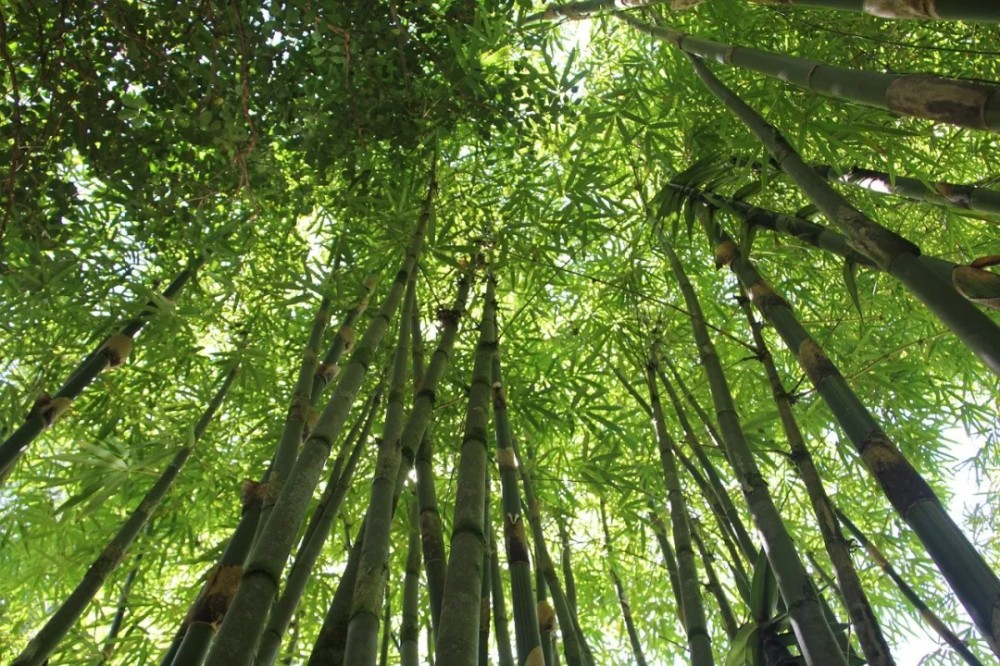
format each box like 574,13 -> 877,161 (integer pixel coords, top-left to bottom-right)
342,275 -> 416,665
617,13 -> 1000,133
705,211 -> 1000,656
558,521 -> 578,615
205,168 -> 432,664
836,508 -> 986,666
0,253 -> 206,482
600,501 -> 649,666
492,341 -> 545,666
688,520 -> 739,640
435,277 -> 497,665
661,240 -> 847,666
479,483 -> 493,666
14,359 -> 238,666
646,505 -> 686,629
307,521 -> 367,666
98,549 -> 143,664
684,54 -> 1000,374
401,492 -> 422,666
489,530 -> 517,666
311,273 -> 378,403
645,355 -> 714,666
735,287 -> 895,666
379,594 -> 391,666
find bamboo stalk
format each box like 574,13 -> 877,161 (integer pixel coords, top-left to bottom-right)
703,211 -> 1000,656
14,358 -> 238,666
479,483 -> 494,666
400,492 -> 422,666
311,273 -> 378,403
734,286 -> 895,666
645,354 -> 715,666
661,240 -> 848,666
489,530 -> 517,666
689,520 -> 738,639
98,549 -> 143,664
0,253 -> 206,483
492,338 -> 545,666
684,54 -> 1000,375
435,277 -> 497,665
307,521 -> 368,665
647,506 -> 686,630
836,508 -> 986,666
600,500 -> 649,666
617,13 -> 1000,133
205,166 -> 432,665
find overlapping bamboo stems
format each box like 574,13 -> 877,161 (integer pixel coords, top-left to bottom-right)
489,529 -> 517,666
734,287 -> 895,665
492,344 -> 544,665
99,552 -> 142,664
479,484 -> 494,666
646,505 -> 686,629
536,563 -> 557,666
701,195 -> 1000,656
400,493 -> 422,666
307,521 -> 368,665
205,174 -> 431,664
684,55 -> 1000,375
661,241 -> 847,665
14,357 -> 238,666
617,13 -> 1000,133
816,164 -> 1000,218
599,500 -> 649,666
688,520 -> 738,639
0,253 -> 206,482
525,0 -> 664,22
835,508 -> 986,666
164,270 -> 378,664
412,293 -> 449,636
434,277 -> 497,664
341,275 -> 416,664
644,354 -> 715,666
253,386 -> 383,666
514,438 -> 592,666
558,521 -> 578,615
379,595 -> 391,666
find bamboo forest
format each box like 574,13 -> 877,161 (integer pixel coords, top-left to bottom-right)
3,0 -> 1000,664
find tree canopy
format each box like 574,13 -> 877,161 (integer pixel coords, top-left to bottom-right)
1,1 -> 998,665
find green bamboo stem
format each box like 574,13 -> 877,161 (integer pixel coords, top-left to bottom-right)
311,273 -> 379,403
434,277 -> 497,665
342,275 -> 416,665
515,438 -> 591,666
816,164 -> 1000,218
645,355 -> 715,666
307,521 -> 368,666
684,54 -> 1000,375
492,342 -> 545,666
758,0 -> 1000,21
401,492 -> 422,666
489,530 -> 517,666
379,594 -> 391,666
836,508 -> 986,666
661,240 -> 848,666
98,550 -> 143,664
0,253 -> 206,482
479,484 -> 494,666
735,287 -> 895,666
600,501 -> 649,666
253,386 -> 382,666
646,505 -> 686,629
617,12 -> 1000,133
705,210 -> 1000,656
205,170 -> 431,664
14,358 -> 238,666
689,520 -> 739,640
558,520 -> 578,615
524,0 -> 664,22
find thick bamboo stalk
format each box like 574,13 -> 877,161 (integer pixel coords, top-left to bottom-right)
661,240 -> 848,666
684,54 -> 1000,374
489,530 -> 517,666
762,0 -> 1000,21
618,13 -> 1000,133
14,359 -> 238,666
645,355 -> 715,666
688,520 -> 738,639
735,287 -> 895,666
435,277 -> 497,665
836,509 -> 986,666
525,0 -> 665,22
600,501 -> 649,666
307,522 -> 367,666
492,342 -> 545,666
704,209 -> 1000,655
401,493 -> 422,666
515,438 -> 592,666
342,275 -> 416,665
0,253 -> 206,482
253,386 -> 382,666
205,171 -> 431,664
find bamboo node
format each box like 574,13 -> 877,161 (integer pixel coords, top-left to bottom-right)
953,265 -> 1000,310
38,396 -> 71,427
101,334 -> 134,367
491,381 -> 507,409
526,647 -> 545,666
339,325 -> 355,349
537,600 -> 556,631
748,279 -> 788,315
437,307 -> 461,325
797,339 -> 838,386
862,0 -> 939,19
887,75 -> 989,130
497,447 -> 517,469
714,240 -> 737,269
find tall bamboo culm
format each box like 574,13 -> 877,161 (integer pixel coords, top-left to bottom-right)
661,240 -> 847,666
600,500 -> 649,666
15,356 -> 238,666
205,164 -> 433,665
